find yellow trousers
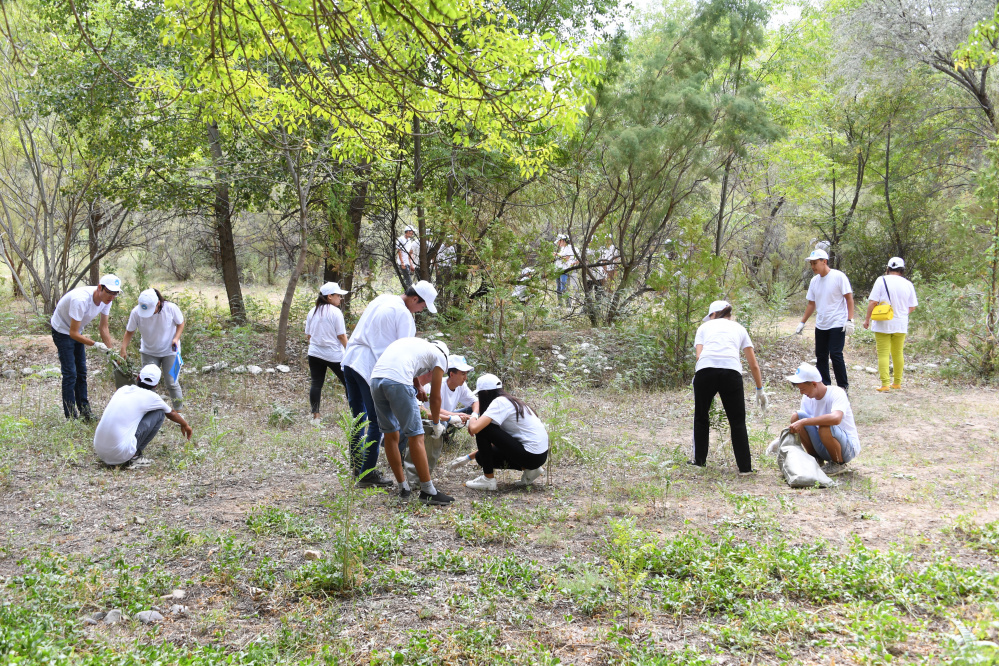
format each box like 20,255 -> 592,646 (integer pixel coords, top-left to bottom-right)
874,332 -> 906,386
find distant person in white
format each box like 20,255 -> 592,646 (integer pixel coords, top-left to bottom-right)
94,364 -> 192,467
690,301 -> 766,474
369,338 -> 454,505
786,363 -> 860,469
795,248 -> 855,391
50,274 -> 121,420
305,282 -> 350,424
554,234 -> 576,301
396,225 -> 418,287
461,374 -> 549,490
341,280 -> 438,487
863,257 -> 918,392
121,288 -> 185,410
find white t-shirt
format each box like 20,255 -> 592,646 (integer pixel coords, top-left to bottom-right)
397,236 -> 417,268
341,295 -> 416,384
806,269 -> 853,330
799,385 -> 860,449
93,385 -> 171,465
370,337 -> 447,386
50,287 -> 111,335
694,319 -> 753,373
126,301 -> 185,357
555,245 -> 576,270
423,380 -> 476,413
305,305 -> 347,363
483,396 -> 549,454
868,275 -> 918,335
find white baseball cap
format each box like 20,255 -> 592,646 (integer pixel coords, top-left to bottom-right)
320,282 -> 349,296
448,354 -> 473,372
138,363 -> 162,387
412,280 -> 438,314
807,249 -> 829,261
404,225 -> 417,233
702,300 -> 731,322
136,289 -> 159,318
887,257 -> 905,269
99,274 -> 122,292
555,233 -> 569,242
786,363 -> 823,384
474,373 -> 503,393
431,339 -> 450,361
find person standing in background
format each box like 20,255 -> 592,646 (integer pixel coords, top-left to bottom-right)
795,248 -> 855,392
305,282 -> 350,424
396,225 -> 418,287
121,288 -> 185,411
863,257 -> 918,392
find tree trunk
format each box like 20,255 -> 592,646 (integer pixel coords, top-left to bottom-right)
324,163 -> 369,314
715,153 -> 734,256
88,206 -> 102,285
206,121 -> 246,323
413,115 -> 430,281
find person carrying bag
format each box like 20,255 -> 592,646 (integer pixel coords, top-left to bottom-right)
863,257 -> 918,392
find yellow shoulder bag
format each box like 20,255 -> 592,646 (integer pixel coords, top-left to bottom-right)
870,276 -> 894,321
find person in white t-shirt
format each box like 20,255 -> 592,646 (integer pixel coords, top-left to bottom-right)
795,248 -> 855,391
863,257 -> 918,391
93,364 -> 192,468
121,288 -> 186,410
690,301 -> 767,474
786,363 -> 860,469
396,225 -> 418,287
50,274 -> 122,420
554,234 -> 576,301
462,374 -> 549,490
599,238 -> 619,289
341,280 -> 438,487
305,282 -> 350,423
370,338 -> 454,505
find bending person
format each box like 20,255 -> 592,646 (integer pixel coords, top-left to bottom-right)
863,257 -> 918,392
463,374 -> 548,490
121,288 -> 185,410
690,300 -> 767,474
786,363 -> 861,471
94,364 -> 192,468
305,282 -> 350,424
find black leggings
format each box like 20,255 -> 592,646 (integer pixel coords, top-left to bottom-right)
308,356 -> 347,413
474,422 -> 548,475
692,367 -> 751,473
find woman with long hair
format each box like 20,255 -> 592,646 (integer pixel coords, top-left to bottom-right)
305,282 -> 349,425
121,288 -> 186,410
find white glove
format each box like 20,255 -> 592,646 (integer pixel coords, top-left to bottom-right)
765,437 -> 780,455
432,422 -> 445,439
448,414 -> 463,427
92,342 -> 109,352
844,320 -> 855,335
448,455 -> 472,469
795,322 -> 805,335
755,388 -> 768,410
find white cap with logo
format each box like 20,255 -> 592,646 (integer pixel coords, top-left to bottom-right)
702,300 -> 731,322
320,282 -> 349,296
887,257 -> 905,269
448,354 -> 474,372
139,363 -> 162,387
412,280 -> 438,314
137,289 -> 159,318
99,274 -> 122,292
474,373 -> 503,394
786,363 -> 823,384
806,249 -> 829,261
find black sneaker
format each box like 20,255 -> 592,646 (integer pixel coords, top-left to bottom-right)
419,490 -> 455,506
356,470 -> 394,488
398,487 -> 413,502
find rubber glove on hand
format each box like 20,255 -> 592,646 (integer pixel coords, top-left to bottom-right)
431,422 -> 445,439
844,320 -> 855,335
448,455 -> 472,470
755,388 -> 768,410
92,342 -> 109,352
795,322 -> 805,335
448,414 -> 463,427
765,436 -> 780,455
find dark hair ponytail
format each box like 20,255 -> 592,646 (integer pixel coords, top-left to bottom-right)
478,388 -> 536,422
315,293 -> 330,309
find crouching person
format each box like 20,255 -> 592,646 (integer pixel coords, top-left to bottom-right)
463,374 -> 548,490
786,363 -> 860,471
94,364 -> 193,468
370,337 -> 455,505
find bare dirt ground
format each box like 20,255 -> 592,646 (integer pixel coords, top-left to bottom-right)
2,321 -> 999,664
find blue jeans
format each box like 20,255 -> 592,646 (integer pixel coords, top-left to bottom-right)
370,378 -> 423,438
135,409 -> 165,456
343,365 -> 381,477
795,410 -> 859,463
556,273 -> 569,297
51,328 -> 90,419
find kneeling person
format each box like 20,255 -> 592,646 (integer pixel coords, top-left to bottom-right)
370,337 -> 454,505
94,364 -> 193,467
786,363 -> 860,468
464,374 -> 548,490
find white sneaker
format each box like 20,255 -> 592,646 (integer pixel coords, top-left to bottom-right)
514,467 -> 544,486
310,418 -> 322,428
447,455 -> 471,470
465,475 -> 497,491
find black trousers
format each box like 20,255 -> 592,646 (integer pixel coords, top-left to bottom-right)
474,423 -> 548,475
814,327 -> 848,389
692,368 -> 752,473
308,356 -> 347,413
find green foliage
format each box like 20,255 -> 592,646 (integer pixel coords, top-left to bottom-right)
951,516 -> 999,556
268,403 -> 296,428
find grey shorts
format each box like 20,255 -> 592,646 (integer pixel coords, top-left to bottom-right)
795,411 -> 859,463
370,378 -> 423,438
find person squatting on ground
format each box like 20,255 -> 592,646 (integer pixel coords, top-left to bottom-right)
863,257 -> 918,392
786,363 -> 861,472
305,282 -> 350,424
121,288 -> 185,410
341,281 -> 438,487
50,274 -> 122,420
796,248 -> 855,391
690,301 -> 767,475
93,364 -> 192,468
369,337 -> 454,505
396,225 -> 418,288
460,374 -> 549,491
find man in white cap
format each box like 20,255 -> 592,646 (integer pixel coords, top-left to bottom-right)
553,234 -> 576,302
795,248 -> 855,391
396,225 -> 418,287
786,363 -> 860,471
93,364 -> 192,468
50,274 -> 122,420
369,337 -> 454,505
341,280 -> 438,487
121,288 -> 186,410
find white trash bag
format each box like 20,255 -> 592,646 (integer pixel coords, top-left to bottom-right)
767,428 -> 836,488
